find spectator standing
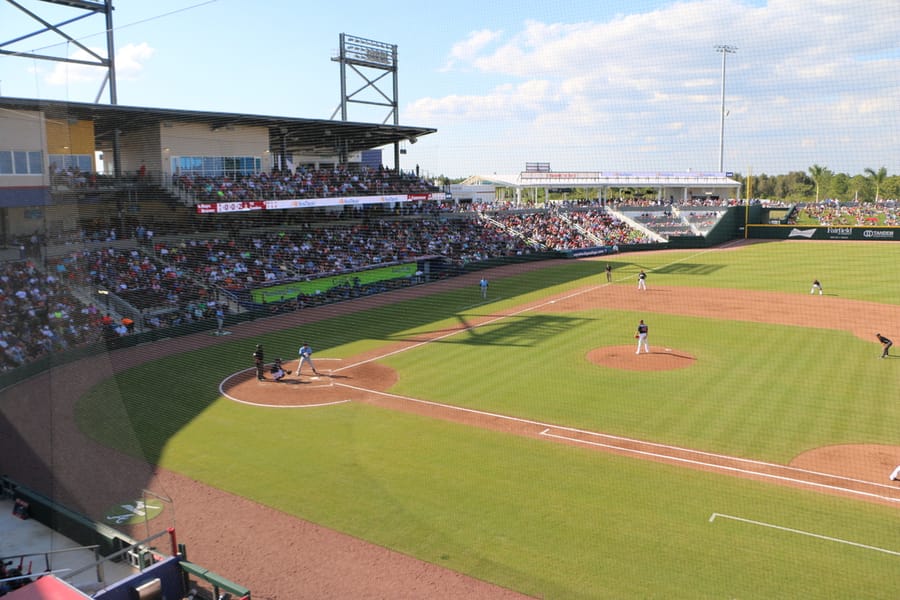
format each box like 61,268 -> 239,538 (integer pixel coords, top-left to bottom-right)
215,306 -> 225,334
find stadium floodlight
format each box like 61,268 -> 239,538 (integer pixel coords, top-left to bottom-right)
715,45 -> 737,172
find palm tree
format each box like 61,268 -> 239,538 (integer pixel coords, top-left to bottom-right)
808,164 -> 828,203
864,166 -> 887,202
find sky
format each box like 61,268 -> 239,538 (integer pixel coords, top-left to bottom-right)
1,0 -> 899,179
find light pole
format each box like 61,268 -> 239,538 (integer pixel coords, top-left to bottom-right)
715,44 -> 737,172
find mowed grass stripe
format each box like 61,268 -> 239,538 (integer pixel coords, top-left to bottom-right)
75,241 -> 900,598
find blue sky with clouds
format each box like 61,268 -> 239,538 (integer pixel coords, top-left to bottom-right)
1,0 -> 898,178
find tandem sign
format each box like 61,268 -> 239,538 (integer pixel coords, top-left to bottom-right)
747,225 -> 898,241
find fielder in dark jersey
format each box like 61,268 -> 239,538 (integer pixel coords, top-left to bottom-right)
635,319 -> 649,354
876,333 -> 892,358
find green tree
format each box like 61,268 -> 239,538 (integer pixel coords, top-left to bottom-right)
848,174 -> 869,202
807,164 -> 830,203
828,172 -> 850,201
881,174 -> 900,200
784,171 -> 812,200
864,166 -> 887,201
754,173 -> 775,199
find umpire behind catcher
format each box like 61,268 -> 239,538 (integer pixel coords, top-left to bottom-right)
253,344 -> 265,380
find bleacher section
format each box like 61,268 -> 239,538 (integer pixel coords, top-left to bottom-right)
2,201 -> 740,376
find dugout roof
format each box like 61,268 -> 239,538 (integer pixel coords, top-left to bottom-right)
0,96 -> 436,156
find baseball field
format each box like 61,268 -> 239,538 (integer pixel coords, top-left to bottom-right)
18,239 -> 900,598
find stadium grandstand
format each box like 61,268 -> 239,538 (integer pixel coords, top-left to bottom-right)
0,5 -> 770,597
0,82 -> 745,596
0,91 -> 752,379
3,3 -> 900,598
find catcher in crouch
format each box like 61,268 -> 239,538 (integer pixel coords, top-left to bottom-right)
270,358 -> 291,382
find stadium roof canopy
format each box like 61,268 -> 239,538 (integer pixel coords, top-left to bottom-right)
462,171 -> 741,190
0,96 -> 436,156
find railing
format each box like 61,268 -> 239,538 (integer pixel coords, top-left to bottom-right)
1,545 -> 105,588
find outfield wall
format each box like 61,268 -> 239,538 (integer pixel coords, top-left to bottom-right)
746,224 -> 900,241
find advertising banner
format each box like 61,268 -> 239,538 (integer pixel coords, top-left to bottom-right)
747,225 -> 898,241
196,194 -> 417,214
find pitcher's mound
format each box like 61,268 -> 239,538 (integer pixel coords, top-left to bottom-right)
587,345 -> 696,371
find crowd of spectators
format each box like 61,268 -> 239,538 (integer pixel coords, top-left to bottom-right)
0,259 -> 106,373
148,216 -> 537,292
564,209 -> 652,245
172,165 -> 438,203
789,200 -> 900,226
681,210 -> 728,233
2,200 -> 727,374
624,211 -> 694,238
488,208 -> 649,249
605,196 -> 741,209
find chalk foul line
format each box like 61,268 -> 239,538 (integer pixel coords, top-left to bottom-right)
542,429 -> 900,504
709,512 -> 900,557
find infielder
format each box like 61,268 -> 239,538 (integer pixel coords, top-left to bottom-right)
297,341 -> 321,375
637,270 -> 647,291
810,279 -> 823,295
876,333 -> 893,358
635,319 -> 649,354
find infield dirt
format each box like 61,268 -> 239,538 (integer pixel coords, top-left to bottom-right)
2,256 -> 899,599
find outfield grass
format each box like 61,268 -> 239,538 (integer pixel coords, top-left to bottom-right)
77,241 -> 900,598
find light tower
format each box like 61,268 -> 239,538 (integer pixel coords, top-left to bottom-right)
715,45 -> 737,172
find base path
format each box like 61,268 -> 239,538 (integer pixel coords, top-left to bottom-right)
224,273 -> 900,510
2,256 -> 900,599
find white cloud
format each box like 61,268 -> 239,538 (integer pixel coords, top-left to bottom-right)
441,29 -> 503,71
413,0 -> 900,174
44,42 -> 155,86
406,79 -> 557,123
115,43 -> 156,80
